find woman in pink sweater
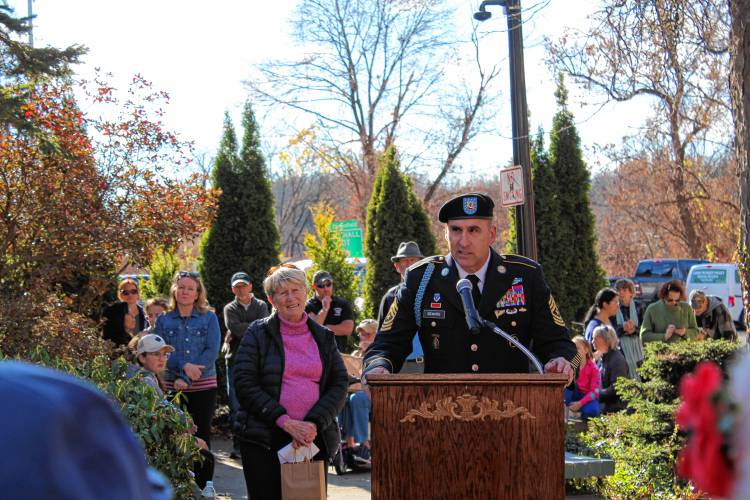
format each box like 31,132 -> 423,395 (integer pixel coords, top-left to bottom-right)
233,265 -> 348,499
564,336 -> 601,419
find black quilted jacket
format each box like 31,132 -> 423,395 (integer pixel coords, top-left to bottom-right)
232,313 -> 348,458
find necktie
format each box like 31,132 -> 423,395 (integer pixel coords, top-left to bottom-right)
467,274 -> 482,308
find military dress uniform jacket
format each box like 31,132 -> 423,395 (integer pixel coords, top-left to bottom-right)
363,249 -> 579,374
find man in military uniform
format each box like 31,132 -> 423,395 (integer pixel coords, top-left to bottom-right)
363,193 -> 579,380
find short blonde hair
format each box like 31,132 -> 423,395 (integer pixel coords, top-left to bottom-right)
169,272 -> 211,314
593,325 -> 619,350
263,265 -> 308,299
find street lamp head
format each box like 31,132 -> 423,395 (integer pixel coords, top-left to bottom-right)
473,8 -> 492,21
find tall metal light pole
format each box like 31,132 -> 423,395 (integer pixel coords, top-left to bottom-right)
474,0 -> 537,260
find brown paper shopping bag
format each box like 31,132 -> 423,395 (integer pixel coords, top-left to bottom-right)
280,459 -> 325,500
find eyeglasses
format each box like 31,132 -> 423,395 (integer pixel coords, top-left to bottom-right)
316,281 -> 333,289
120,289 -> 139,296
178,271 -> 200,279
266,263 -> 300,277
664,298 -> 680,304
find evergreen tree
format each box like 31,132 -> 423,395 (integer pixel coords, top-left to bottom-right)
199,113 -> 243,310
199,105 -> 281,310
304,203 -> 358,312
1,5 -> 85,133
238,102 -> 280,297
529,128 -> 565,300
549,76 -> 605,321
362,147 -> 436,318
141,247 -> 179,299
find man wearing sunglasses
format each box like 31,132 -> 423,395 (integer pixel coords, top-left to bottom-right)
306,270 -> 355,352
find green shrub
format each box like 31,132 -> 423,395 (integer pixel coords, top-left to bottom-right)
141,247 -> 180,299
570,340 -> 741,498
3,349 -> 200,499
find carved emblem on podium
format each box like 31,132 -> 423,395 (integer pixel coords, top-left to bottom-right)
399,393 -> 536,423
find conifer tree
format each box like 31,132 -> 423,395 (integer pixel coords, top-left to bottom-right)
549,76 -> 605,321
238,102 -> 280,297
362,147 -> 436,318
529,129 -> 565,300
199,113 -> 243,310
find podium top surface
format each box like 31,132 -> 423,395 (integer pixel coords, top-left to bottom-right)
365,372 -> 568,386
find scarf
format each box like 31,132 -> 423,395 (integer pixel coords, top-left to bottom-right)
615,300 -> 639,329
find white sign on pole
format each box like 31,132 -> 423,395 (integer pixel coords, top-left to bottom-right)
500,165 -> 525,207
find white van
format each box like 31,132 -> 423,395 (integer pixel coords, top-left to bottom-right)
686,263 -> 744,326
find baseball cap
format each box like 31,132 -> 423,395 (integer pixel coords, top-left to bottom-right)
136,334 -> 175,357
231,272 -> 251,287
313,270 -> 334,287
0,362 -> 172,500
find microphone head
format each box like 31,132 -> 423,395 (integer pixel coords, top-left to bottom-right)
456,278 -> 473,293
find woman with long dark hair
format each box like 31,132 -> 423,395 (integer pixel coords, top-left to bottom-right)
583,288 -> 619,344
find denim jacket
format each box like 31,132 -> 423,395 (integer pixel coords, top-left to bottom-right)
154,308 -> 221,387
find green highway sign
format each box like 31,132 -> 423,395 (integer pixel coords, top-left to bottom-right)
331,220 -> 364,258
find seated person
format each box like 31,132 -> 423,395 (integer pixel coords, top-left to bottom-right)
593,325 -> 630,413
340,319 -> 376,466
564,336 -> 601,420
689,290 -> 737,341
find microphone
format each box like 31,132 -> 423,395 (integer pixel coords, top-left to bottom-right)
456,278 -> 482,334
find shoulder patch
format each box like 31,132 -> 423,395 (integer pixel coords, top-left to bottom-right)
381,300 -> 398,332
549,295 -> 566,327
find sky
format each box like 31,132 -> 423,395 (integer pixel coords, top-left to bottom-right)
7,0 -> 652,179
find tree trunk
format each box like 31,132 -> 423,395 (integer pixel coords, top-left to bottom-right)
730,0 -> 750,326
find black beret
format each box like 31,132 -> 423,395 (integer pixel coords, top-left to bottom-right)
438,192 -> 495,223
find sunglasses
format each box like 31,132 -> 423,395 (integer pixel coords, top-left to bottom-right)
178,271 -> 200,279
316,281 -> 333,289
664,298 -> 680,304
120,289 -> 139,296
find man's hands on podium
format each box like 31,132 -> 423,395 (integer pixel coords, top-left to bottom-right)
544,356 -> 574,385
362,366 -> 390,399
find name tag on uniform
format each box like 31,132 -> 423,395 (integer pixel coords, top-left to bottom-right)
422,310 -> 446,319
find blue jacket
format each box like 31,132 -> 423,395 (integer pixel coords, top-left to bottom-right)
154,308 -> 221,387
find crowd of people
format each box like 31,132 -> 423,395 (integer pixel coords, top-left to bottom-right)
97,192 -> 744,498
567,277 -> 740,421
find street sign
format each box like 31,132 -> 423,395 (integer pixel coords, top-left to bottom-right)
330,220 -> 364,258
500,165 -> 525,207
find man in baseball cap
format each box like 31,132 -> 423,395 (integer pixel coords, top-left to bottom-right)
223,270 -> 270,458
306,270 -> 355,352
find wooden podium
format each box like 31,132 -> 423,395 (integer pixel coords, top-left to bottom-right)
366,373 -> 568,500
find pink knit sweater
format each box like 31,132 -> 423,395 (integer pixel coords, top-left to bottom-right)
577,359 -> 601,406
274,313 -> 322,429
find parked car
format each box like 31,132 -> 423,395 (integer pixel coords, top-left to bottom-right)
632,258 -> 709,306
686,263 -> 744,328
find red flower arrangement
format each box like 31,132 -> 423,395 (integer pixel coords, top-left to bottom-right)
676,361 -> 735,498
